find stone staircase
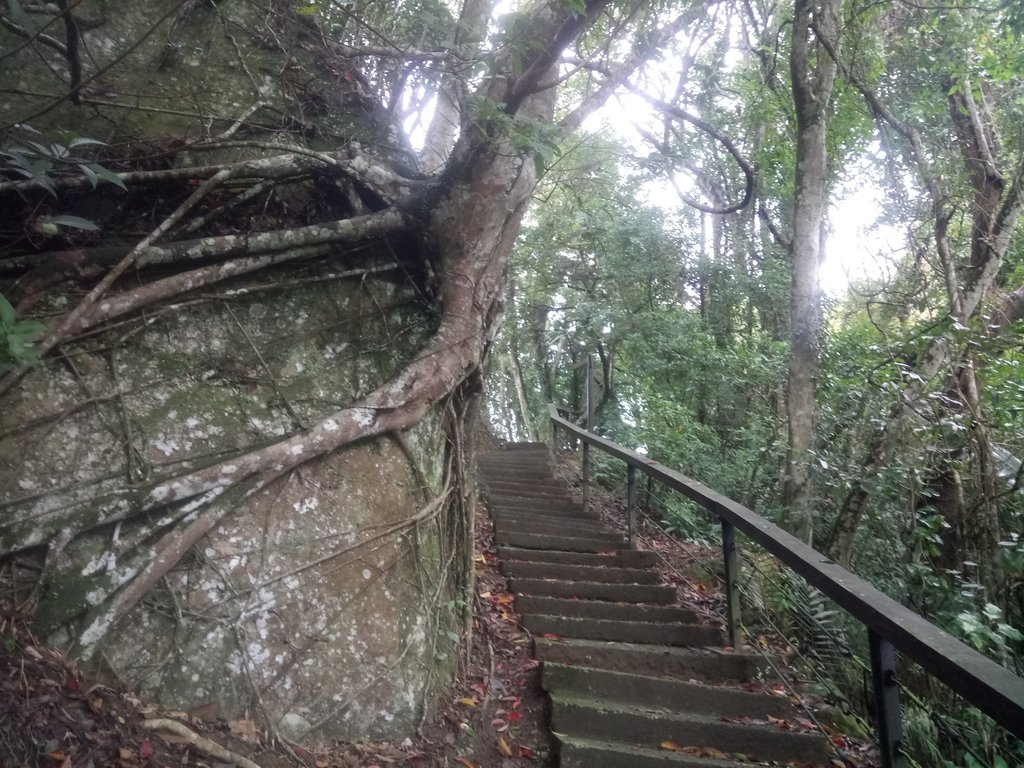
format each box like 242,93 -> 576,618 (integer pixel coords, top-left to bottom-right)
478,442 -> 831,768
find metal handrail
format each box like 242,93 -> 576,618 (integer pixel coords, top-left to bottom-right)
548,403 -> 1024,767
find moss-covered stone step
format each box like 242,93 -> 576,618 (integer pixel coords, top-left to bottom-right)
498,547 -> 658,569
512,579 -> 676,604
534,637 -> 765,681
478,456 -> 550,466
486,498 -> 598,517
501,560 -> 661,584
550,692 -> 828,765
494,520 -> 622,543
493,514 -> 610,532
515,595 -> 696,623
497,530 -> 627,551
542,663 -> 796,719
554,733 -> 756,768
482,479 -> 574,496
524,615 -> 719,646
493,442 -> 549,451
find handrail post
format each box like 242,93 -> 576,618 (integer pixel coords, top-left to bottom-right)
626,464 -> 637,548
721,519 -> 741,648
582,442 -> 590,513
870,629 -> 905,768
582,354 -> 593,513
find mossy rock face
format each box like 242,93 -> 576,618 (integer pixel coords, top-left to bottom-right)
0,265 -> 457,739
0,0 -> 389,155
1,0 -> 462,739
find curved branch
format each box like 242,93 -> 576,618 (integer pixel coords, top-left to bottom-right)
558,5 -> 708,138
629,88 -> 755,215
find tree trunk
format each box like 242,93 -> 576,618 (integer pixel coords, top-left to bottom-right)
782,0 -> 840,544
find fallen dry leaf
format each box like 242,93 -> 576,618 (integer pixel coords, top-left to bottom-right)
229,718 -> 259,742
496,735 -> 513,757
660,741 -> 699,754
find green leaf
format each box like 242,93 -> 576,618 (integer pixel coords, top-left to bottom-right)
564,0 -> 587,17
0,294 -> 15,328
68,136 -> 107,150
45,214 -> 100,231
12,320 -> 44,337
82,164 -> 99,189
534,153 -> 547,179
7,334 -> 27,358
998,624 -> 1023,642
85,163 -> 127,191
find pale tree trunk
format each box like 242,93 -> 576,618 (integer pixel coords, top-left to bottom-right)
507,350 -> 538,441
782,0 -> 840,544
419,0 -> 490,173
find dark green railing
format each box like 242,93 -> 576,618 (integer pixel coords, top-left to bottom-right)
549,403 -> 1024,768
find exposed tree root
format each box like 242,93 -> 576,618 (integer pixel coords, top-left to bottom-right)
143,718 -> 266,768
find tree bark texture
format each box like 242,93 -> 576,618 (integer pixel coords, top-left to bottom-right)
782,0 -> 840,544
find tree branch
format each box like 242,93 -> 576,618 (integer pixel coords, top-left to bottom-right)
559,6 -> 707,137
627,86 -> 755,214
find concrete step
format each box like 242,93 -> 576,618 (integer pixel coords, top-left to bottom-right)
496,526 -> 628,549
515,596 -> 696,624
486,496 -> 593,512
555,733 -> 758,768
502,561 -> 661,585
492,515 -> 608,533
512,578 -> 676,604
482,480 -> 573,496
478,468 -> 554,479
534,637 -> 765,682
491,442 -> 549,450
488,490 -> 576,504
484,491 -> 579,506
497,531 -> 626,552
550,693 -> 829,765
542,664 -> 796,720
491,515 -> 607,536
498,547 -> 658,569
486,499 -> 597,518
478,457 -> 552,468
524,615 -> 719,646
